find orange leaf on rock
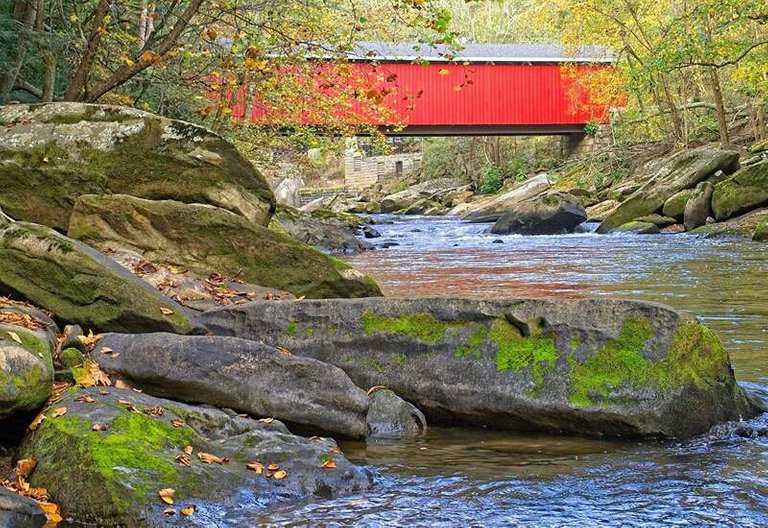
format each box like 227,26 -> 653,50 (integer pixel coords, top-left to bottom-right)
272,469 -> 287,480
180,505 -> 196,517
171,419 -> 186,428
183,445 -> 193,455
77,330 -> 102,351
163,507 -> 176,516
159,307 -> 174,316
74,395 -> 95,403
51,407 -> 67,418
158,488 -> 175,505
246,462 -> 264,474
15,459 -> 36,479
267,463 -> 280,471
175,454 -> 192,467
92,423 -> 108,431
29,413 -> 45,431
197,452 -> 228,465
258,417 -> 274,424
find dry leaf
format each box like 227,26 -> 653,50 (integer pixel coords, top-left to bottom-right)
197,452 -> 228,465
15,459 -> 36,479
276,346 -> 291,355
158,488 -> 175,505
321,458 -> 337,470
272,469 -> 287,480
74,395 -> 95,403
180,505 -> 196,517
267,463 -> 280,471
28,413 -> 45,431
77,330 -> 102,350
171,419 -> 186,428
113,380 -> 130,389
329,447 -> 342,455
38,501 -> 62,523
295,295 -> 306,301
98,388 -> 110,396
91,423 -> 107,431
258,417 -> 274,424
159,307 -> 175,316
163,507 -> 176,516
246,462 -> 264,474
100,346 -> 113,354
7,331 -> 22,344
51,407 -> 67,418
367,385 -> 387,396
175,454 -> 192,467
183,445 -> 193,455
143,406 -> 164,417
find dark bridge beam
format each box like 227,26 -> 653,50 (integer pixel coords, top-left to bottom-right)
375,124 -> 587,137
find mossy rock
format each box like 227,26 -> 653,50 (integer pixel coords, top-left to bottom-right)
753,219 -> 768,242
0,312 -> 55,418
711,161 -> 768,221
749,139 -> 768,153
611,221 -> 660,234
273,206 -> 371,253
662,189 -> 694,220
0,221 -> 205,334
201,297 -> 758,439
597,147 -> 739,233
0,103 -> 275,231
634,214 -> 678,228
68,194 -> 381,299
20,387 -> 373,526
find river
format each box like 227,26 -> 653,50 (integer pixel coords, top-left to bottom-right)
259,215 -> 767,527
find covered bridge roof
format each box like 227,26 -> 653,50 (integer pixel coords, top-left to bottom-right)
345,42 -> 613,64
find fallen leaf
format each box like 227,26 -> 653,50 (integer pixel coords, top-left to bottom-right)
51,407 -> 67,418
38,501 -> 62,523
143,406 -> 164,417
197,452 -> 228,465
183,445 -> 193,455
159,307 -> 174,316
77,330 -> 102,350
15,459 -> 36,479
258,417 -> 274,424
163,507 -> 176,516
158,488 -> 175,505
320,455 -> 337,469
98,388 -> 110,396
175,454 -> 192,467
272,469 -> 287,480
329,447 -> 342,455
113,379 -> 130,389
100,346 -> 114,354
367,385 -> 387,396
117,399 -> 139,413
276,346 -> 292,355
267,463 -> 280,471
28,413 -> 45,431
295,296 -> 306,301
74,395 -> 95,403
246,462 -> 264,474
180,504 -> 196,516
171,419 -> 186,428
7,331 -> 23,344
92,423 -> 108,431
168,265 -> 185,274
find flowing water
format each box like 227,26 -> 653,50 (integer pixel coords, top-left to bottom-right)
259,215 -> 768,527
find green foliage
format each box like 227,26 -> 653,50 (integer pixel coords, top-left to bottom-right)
361,312 -> 465,344
478,166 -> 503,194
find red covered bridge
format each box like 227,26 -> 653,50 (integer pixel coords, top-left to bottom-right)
242,42 -> 615,136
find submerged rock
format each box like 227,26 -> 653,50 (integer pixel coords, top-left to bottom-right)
20,387 -> 372,527
711,161 -> 768,221
460,174 -> 551,223
68,194 -> 381,299
367,388 -> 427,439
0,488 -> 46,528
201,297 -> 758,440
0,301 -> 56,419
0,103 -> 275,231
490,193 -> 586,235
597,148 -> 739,233
93,333 -> 370,438
0,222 -> 203,334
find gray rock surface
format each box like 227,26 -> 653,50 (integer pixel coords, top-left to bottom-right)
0,488 -> 46,528
20,387 -> 372,527
459,174 -> 551,223
490,193 -> 586,235
683,181 -> 714,231
95,333 -> 370,438
201,297 -> 758,440
367,389 -> 427,438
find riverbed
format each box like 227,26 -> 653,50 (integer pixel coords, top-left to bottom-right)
261,215 -> 767,527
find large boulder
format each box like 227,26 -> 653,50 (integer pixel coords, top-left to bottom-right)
379,178 -> 463,214
201,298 -> 758,440
691,208 -> 768,239
683,181 -> 714,231
67,194 -> 382,299
711,161 -> 768,221
585,199 -> 620,222
0,103 -> 275,231
754,219 -> 768,242
272,206 -> 372,253
490,193 -> 586,235
20,387 -> 372,527
94,333 -> 370,438
0,488 -> 46,528
459,174 -> 551,223
597,148 -> 739,233
0,302 -> 56,419
0,221 -> 204,334
367,388 -> 427,439
612,221 -> 660,234
273,177 -> 304,208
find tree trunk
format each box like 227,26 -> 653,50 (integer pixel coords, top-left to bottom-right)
708,68 -> 730,149
64,0 -> 113,101
0,0 -> 39,102
659,75 -> 684,143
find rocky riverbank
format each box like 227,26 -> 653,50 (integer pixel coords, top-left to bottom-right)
0,103 -> 762,526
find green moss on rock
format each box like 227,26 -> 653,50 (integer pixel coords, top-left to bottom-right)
362,312 -> 465,344
490,318 -> 557,387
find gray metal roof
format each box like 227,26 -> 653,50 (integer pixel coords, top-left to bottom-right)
346,42 -> 613,64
